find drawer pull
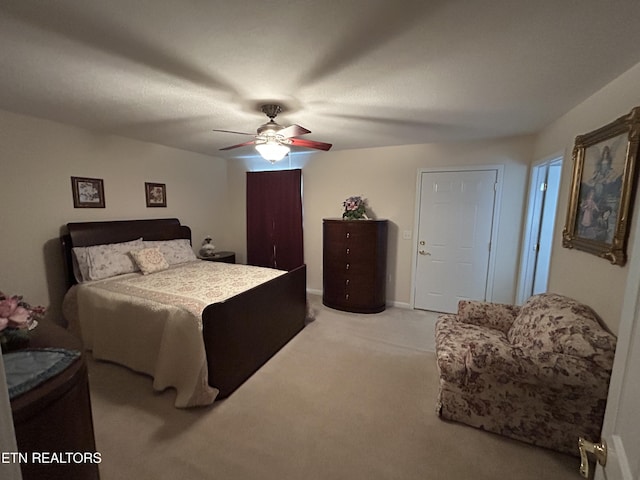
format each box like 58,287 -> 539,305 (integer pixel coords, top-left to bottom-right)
345,279 -> 350,285
346,248 -> 350,254
345,294 -> 349,300
346,232 -> 350,238
346,263 -> 350,270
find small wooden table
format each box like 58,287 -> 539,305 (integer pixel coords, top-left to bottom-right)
198,251 -> 236,264
9,321 -> 100,480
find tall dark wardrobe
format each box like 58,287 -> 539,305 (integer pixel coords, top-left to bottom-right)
246,169 -> 304,271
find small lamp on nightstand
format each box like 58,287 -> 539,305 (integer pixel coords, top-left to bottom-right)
199,236 -> 216,258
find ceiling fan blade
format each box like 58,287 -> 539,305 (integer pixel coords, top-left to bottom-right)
219,140 -> 256,151
278,124 -> 311,138
212,128 -> 255,136
290,138 -> 332,151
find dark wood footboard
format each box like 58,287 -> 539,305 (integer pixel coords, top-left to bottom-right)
202,264 -> 307,398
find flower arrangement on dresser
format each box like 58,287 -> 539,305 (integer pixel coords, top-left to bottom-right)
0,292 -> 46,352
342,195 -> 369,220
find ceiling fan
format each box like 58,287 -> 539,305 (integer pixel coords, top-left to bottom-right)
212,104 -> 332,162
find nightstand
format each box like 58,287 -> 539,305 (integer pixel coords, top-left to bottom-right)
198,251 -> 236,264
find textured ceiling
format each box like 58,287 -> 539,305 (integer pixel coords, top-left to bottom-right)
1,0 -> 640,159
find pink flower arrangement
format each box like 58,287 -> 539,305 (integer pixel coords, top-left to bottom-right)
0,292 -> 45,333
342,195 -> 368,220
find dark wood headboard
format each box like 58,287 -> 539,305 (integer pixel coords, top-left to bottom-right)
60,218 -> 192,288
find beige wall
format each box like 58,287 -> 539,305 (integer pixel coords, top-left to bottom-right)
0,109 -> 229,324
7,59 -> 640,332
533,62 -> 640,335
227,136 -> 534,307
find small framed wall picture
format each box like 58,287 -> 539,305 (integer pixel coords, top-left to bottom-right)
71,176 -> 105,208
145,182 -> 167,207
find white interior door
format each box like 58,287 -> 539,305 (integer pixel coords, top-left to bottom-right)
533,161 -> 562,294
517,157 -> 562,304
414,169 -> 497,313
595,209 -> 640,480
519,164 -> 547,301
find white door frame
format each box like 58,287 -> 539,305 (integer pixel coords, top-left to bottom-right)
516,153 -> 563,304
410,165 -> 504,309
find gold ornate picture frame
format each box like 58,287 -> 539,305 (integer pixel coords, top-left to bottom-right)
562,106 -> 640,265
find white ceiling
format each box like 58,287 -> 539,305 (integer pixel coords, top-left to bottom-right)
1,0 -> 640,159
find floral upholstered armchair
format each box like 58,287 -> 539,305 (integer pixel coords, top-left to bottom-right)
435,293 -> 617,456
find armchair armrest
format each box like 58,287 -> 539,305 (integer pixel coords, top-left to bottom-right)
529,351 -> 612,395
463,341 -> 611,395
457,300 -> 520,333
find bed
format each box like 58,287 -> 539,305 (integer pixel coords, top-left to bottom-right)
60,218 -> 307,407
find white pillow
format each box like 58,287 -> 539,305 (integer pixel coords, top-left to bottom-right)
71,247 -> 91,283
85,238 -> 144,281
130,247 -> 169,275
143,239 -> 197,265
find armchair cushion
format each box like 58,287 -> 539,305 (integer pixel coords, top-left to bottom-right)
436,317 -> 609,393
456,299 -> 520,334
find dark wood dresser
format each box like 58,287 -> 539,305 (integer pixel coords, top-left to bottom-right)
323,219 -> 388,313
9,321 -> 100,480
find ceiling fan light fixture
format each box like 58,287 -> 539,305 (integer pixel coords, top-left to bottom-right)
255,141 -> 290,163
215,103 -> 331,157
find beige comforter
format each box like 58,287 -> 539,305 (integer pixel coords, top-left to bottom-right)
65,261 -> 285,407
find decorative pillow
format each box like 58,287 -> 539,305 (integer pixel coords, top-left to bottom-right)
130,247 -> 170,275
85,238 -> 144,281
143,239 -> 197,265
71,247 -> 91,283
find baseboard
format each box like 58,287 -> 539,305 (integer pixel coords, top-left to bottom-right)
388,301 -> 412,309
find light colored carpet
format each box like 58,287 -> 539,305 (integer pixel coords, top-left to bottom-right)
86,294 -> 579,479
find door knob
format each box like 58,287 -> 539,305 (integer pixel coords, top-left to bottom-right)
578,437 -> 607,478
419,250 -> 431,256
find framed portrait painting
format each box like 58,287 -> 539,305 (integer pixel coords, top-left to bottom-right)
145,182 -> 166,207
71,176 -> 105,208
562,106 -> 640,265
